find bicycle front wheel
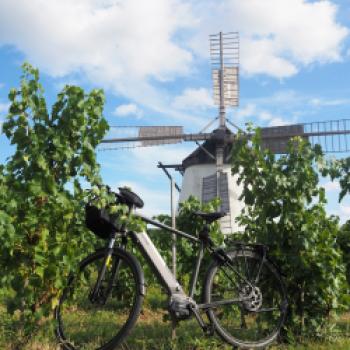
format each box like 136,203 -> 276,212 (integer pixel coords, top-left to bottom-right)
56,248 -> 144,350
203,249 -> 287,349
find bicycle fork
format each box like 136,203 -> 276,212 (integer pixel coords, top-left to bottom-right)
89,234 -> 122,304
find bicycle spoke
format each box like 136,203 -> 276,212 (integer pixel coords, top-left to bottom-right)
242,249 -> 252,282
56,250 -> 143,350
253,256 -> 265,284
205,249 -> 287,348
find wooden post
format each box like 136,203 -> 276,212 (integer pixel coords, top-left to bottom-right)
170,179 -> 177,341
171,179 -> 176,276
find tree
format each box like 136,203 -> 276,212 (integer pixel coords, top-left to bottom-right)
231,127 -> 346,340
0,63 -> 115,346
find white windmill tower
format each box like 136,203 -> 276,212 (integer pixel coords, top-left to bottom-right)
178,32 -> 242,233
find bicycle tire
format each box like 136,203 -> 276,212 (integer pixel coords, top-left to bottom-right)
55,248 -> 144,350
203,248 -> 287,349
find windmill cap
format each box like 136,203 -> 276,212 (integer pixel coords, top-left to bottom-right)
182,127 -> 233,169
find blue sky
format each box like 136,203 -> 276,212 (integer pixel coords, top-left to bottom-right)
1,0 -> 350,221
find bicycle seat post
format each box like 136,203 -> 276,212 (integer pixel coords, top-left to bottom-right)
198,223 -> 214,248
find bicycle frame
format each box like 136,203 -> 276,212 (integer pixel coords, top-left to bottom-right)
133,214 -> 202,299
130,214 -> 252,314
92,211 -> 256,331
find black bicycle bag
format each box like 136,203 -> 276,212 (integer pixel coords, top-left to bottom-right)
85,205 -> 120,239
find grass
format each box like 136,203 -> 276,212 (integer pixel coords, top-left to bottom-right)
4,315 -> 350,350
0,287 -> 349,350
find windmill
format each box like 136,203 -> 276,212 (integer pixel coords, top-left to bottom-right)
100,32 -> 350,234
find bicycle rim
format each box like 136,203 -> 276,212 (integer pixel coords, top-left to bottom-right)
56,249 -> 143,350
204,249 -> 287,349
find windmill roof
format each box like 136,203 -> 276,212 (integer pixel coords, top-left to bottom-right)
182,127 -> 234,169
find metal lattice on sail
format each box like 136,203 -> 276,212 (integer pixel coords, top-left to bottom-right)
210,32 -> 239,107
305,119 -> 350,153
261,119 -> 350,154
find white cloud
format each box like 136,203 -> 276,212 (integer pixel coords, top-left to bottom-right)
189,0 -> 348,78
309,98 -> 350,107
129,145 -> 191,176
54,79 -> 80,91
266,117 -> 290,127
0,0 -> 347,127
113,180 -> 175,217
0,0 -> 194,107
263,90 -> 301,106
236,103 -> 257,120
0,102 -> 9,114
113,103 -> 143,119
0,83 -> 4,89
172,87 -> 214,110
100,143 -> 192,177
258,111 -> 291,126
340,204 -> 350,216
322,180 -> 340,192
105,144 -> 191,216
236,102 -> 293,127
235,88 -> 350,128
241,38 -> 298,78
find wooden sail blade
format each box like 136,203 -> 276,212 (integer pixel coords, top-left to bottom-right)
138,126 -> 183,146
212,67 -> 239,107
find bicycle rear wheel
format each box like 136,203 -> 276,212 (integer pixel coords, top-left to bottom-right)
203,249 -> 287,349
56,248 -> 144,350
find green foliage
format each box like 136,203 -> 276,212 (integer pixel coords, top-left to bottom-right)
338,221 -> 350,306
318,151 -> 350,309
339,221 -> 350,285
0,63 -> 116,342
231,127 -> 346,340
319,157 -> 350,202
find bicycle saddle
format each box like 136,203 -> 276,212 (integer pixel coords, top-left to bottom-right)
194,211 -> 226,224
118,187 -> 144,209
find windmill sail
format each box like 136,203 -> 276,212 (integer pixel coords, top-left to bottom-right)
100,126 -> 187,150
260,119 -> 350,154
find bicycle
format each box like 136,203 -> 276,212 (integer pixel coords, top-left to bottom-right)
55,187 -> 288,350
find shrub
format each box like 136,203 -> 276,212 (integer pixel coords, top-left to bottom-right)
231,127 -> 346,341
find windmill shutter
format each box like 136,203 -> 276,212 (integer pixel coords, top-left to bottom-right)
202,173 -> 217,204
219,173 -> 230,213
201,173 -> 230,212
219,173 -> 232,233
202,172 -> 232,233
